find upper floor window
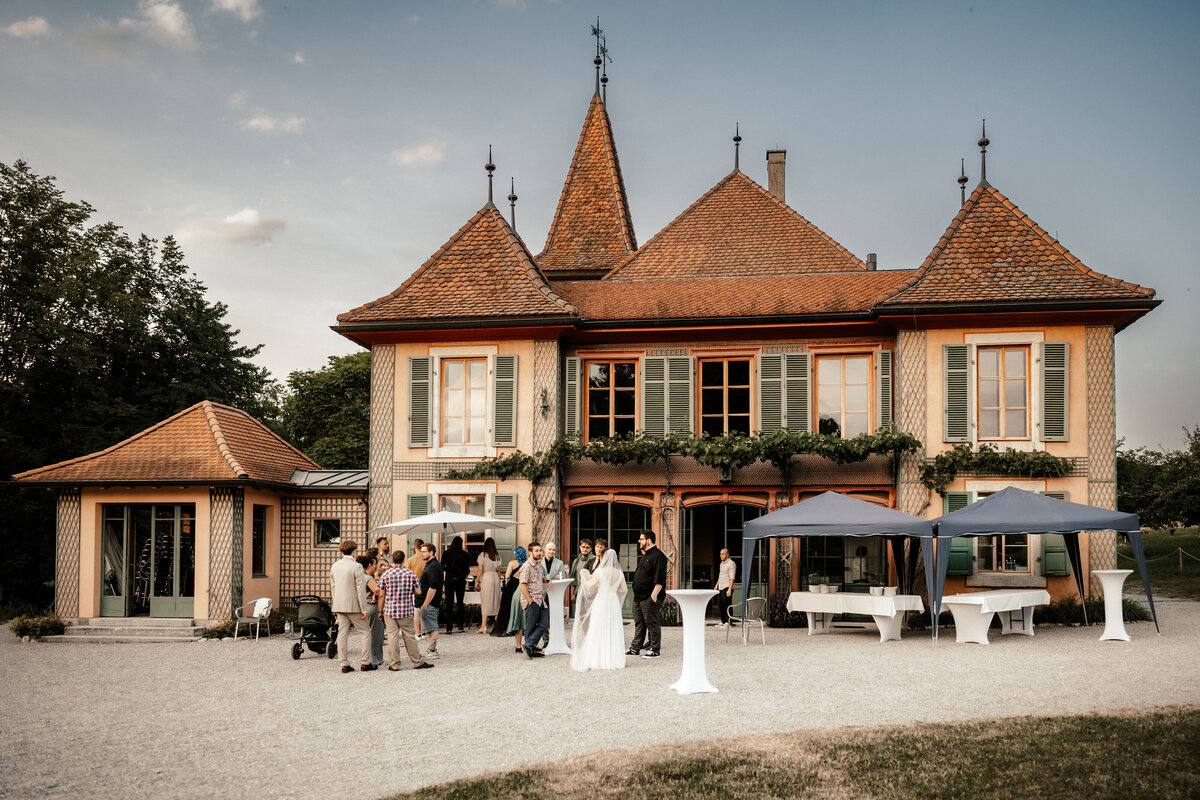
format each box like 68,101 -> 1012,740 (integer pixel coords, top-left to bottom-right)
699,358 -> 751,436
816,355 -> 870,438
586,360 -> 637,440
978,346 -> 1029,440
441,357 -> 486,446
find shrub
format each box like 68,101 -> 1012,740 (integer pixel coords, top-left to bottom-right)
768,593 -> 807,628
8,614 -> 65,639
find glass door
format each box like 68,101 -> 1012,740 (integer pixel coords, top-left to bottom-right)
682,504 -> 766,608
100,506 -> 129,617
148,504 -> 196,618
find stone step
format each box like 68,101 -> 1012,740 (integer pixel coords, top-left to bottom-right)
42,634 -> 205,644
66,625 -> 204,638
86,617 -> 197,627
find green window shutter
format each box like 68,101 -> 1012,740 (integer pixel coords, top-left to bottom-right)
943,344 -> 970,443
406,494 -> 433,518
564,357 -> 581,438
642,357 -> 667,438
757,354 -> 783,434
667,356 -> 694,436
1039,491 -> 1071,577
943,491 -> 974,576
784,353 -> 811,432
490,354 -> 518,447
877,349 -> 893,430
488,493 -> 519,564
1040,342 -> 1069,442
408,357 -> 432,447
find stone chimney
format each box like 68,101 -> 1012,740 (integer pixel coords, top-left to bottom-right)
766,150 -> 786,203
866,253 -> 877,271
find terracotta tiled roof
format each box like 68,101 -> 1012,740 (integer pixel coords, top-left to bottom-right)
12,401 -> 319,485
604,171 -> 866,280
555,270 -> 914,322
338,205 -> 576,324
537,94 -> 637,274
882,183 -> 1157,306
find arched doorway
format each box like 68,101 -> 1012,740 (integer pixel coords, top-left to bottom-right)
569,502 -> 651,617
681,503 -> 765,609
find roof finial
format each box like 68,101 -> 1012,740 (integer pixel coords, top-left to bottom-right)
507,177 -> 518,231
600,39 -> 609,103
485,145 -> 495,207
733,123 -> 742,172
591,18 -> 605,98
958,158 -> 968,206
978,119 -> 989,185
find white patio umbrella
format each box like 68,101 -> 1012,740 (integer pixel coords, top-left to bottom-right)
368,510 -> 522,552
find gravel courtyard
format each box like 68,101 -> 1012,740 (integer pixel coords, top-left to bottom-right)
2,599 -> 1197,800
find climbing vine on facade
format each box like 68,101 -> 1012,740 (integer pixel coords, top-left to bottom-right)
919,443 -> 1076,496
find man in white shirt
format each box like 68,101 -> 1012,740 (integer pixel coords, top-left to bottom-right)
329,539 -> 371,673
713,548 -> 736,628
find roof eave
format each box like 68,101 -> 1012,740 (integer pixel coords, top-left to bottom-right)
881,297 -> 1161,331
577,310 -> 879,329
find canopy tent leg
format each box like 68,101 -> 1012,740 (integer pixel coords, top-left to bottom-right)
1127,531 -> 1160,633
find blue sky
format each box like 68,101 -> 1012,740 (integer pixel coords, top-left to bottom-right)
2,1 -> 1197,450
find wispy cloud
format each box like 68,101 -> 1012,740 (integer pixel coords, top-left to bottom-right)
76,0 -> 198,54
239,112 -> 305,134
228,91 -> 248,106
389,138 -> 447,168
175,208 -> 284,249
209,0 -> 262,23
292,49 -> 304,64
2,16 -> 53,38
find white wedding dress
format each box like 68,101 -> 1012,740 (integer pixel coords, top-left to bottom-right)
570,549 -> 627,671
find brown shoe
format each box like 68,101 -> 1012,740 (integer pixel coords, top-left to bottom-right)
341,665 -> 354,673
414,662 -> 434,670
360,664 -> 377,672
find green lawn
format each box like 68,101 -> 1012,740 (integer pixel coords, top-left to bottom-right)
385,707 -> 1200,800
1119,527 -> 1200,601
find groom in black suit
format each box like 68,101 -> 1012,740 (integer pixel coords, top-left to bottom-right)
627,529 -> 667,659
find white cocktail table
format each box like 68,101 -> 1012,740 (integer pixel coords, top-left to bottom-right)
941,589 -> 1051,644
542,579 -> 574,655
786,592 -> 924,642
1092,569 -> 1133,642
666,589 -> 718,694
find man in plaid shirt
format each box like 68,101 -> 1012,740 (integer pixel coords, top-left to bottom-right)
376,552 -> 434,671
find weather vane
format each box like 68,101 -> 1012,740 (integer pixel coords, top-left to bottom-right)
591,19 -> 611,100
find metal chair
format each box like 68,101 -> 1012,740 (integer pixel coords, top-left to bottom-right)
726,597 -> 767,645
233,597 -> 272,641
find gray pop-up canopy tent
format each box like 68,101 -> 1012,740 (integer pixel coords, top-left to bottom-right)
931,486 -> 1158,634
740,491 -> 937,623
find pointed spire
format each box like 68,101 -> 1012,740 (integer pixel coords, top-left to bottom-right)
507,178 -> 518,232
485,145 -> 495,208
591,18 -> 603,98
978,119 -> 989,185
733,123 -> 742,172
958,158 -> 968,206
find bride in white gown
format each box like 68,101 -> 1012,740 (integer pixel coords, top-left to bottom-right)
570,539 -> 627,671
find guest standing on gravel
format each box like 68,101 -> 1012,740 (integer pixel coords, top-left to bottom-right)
713,548 -> 736,628
329,540 -> 371,674
417,543 -> 443,660
627,530 -> 666,659
442,535 -> 471,634
357,555 -> 383,670
518,542 -> 550,659
377,552 -> 434,671
568,539 -> 595,611
406,539 -> 426,637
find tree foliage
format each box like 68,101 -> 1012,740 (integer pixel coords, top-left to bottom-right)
280,351 -> 371,469
0,160 -> 279,607
1117,427 -> 1200,529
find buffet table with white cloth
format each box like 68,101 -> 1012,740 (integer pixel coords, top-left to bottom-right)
940,589 -> 1051,644
786,591 -> 924,642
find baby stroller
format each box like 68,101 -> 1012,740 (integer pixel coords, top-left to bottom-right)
291,595 -> 339,660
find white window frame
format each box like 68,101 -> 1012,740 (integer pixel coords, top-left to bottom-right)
428,345 -> 497,459
963,332 -> 1045,452
814,351 -> 874,439
964,479 -> 1048,588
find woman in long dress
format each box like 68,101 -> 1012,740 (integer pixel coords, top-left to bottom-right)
491,546 -> 526,653
570,539 -> 627,671
476,538 -> 502,633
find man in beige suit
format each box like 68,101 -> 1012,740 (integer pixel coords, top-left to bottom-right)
330,539 -> 372,673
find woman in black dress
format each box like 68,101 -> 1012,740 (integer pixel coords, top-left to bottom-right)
490,546 -> 526,646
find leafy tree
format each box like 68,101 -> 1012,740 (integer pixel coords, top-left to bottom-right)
1117,427 -> 1200,529
280,351 -> 370,469
0,160 -> 279,607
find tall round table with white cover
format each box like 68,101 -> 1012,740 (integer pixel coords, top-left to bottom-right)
1092,569 -> 1133,642
542,578 -> 574,655
666,589 -> 718,695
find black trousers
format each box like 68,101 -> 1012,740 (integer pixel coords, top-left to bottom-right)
716,589 -> 733,624
445,579 -> 466,630
630,596 -> 662,652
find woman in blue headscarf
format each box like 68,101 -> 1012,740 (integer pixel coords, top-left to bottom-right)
491,546 -> 527,651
